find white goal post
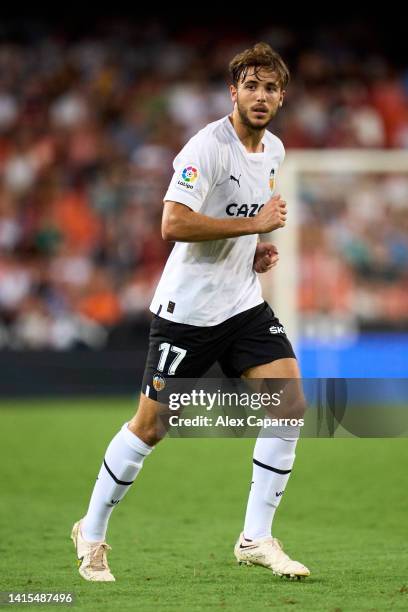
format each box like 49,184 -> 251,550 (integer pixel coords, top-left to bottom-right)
260,150 -> 408,348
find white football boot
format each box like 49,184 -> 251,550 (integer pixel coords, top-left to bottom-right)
234,532 -> 310,579
71,519 -> 115,582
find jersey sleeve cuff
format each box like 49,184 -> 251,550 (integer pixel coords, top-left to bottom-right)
163,189 -> 203,212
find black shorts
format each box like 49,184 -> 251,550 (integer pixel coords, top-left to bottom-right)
141,301 -> 296,401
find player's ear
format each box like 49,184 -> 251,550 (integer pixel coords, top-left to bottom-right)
230,84 -> 237,104
278,89 -> 285,108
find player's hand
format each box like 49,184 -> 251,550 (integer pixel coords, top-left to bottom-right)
254,194 -> 287,234
253,243 -> 279,273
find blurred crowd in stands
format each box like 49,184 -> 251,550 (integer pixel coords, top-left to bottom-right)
299,173 -> 408,332
0,20 -> 407,348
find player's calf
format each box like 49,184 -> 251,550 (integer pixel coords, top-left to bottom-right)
80,418 -> 154,545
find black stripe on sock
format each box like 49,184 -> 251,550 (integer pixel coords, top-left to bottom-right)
253,458 -> 292,475
103,459 -> 134,485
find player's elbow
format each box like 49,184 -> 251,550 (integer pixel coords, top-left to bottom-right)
161,209 -> 184,241
161,218 -> 177,241
162,202 -> 192,241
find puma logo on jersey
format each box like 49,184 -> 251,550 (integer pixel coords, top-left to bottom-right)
269,325 -> 285,334
230,174 -> 241,187
226,203 -> 264,217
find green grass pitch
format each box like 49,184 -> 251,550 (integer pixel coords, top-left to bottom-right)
0,398 -> 407,611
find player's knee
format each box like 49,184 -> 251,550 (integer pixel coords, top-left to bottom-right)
279,384 -> 307,419
265,391 -> 307,420
128,395 -> 169,446
287,393 -> 307,419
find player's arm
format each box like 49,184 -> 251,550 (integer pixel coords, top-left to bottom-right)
162,195 -> 287,242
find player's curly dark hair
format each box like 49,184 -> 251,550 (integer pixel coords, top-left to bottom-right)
229,42 -> 290,89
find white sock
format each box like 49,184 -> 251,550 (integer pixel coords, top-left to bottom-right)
243,435 -> 297,540
81,423 -> 153,542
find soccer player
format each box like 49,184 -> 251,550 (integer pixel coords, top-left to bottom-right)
71,42 -> 310,581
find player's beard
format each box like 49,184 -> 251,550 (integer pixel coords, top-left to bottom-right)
236,97 -> 275,131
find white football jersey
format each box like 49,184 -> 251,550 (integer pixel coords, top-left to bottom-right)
150,115 -> 285,326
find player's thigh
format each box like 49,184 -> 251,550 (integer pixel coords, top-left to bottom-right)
242,356 -> 301,378
128,393 -> 173,446
242,358 -> 306,419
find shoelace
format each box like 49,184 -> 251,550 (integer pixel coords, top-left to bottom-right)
90,543 -> 112,571
257,536 -> 284,551
269,539 -> 298,571
272,538 -> 284,551
243,536 -> 305,573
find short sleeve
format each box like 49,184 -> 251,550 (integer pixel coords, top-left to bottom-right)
163,136 -> 217,212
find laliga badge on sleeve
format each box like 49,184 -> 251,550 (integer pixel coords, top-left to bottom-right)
177,165 -> 199,190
